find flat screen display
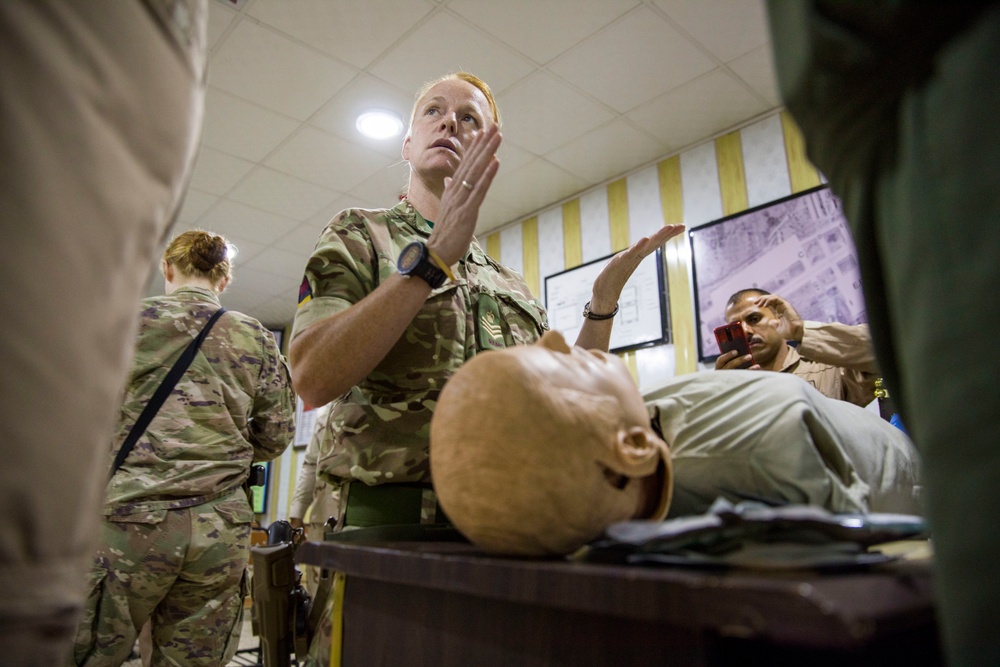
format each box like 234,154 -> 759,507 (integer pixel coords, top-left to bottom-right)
689,186 -> 867,361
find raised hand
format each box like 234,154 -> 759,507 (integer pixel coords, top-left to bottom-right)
589,224 -> 685,311
426,125 -> 502,267
755,293 -> 804,342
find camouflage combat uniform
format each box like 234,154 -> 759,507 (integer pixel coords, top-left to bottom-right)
293,200 -> 548,507
70,286 -> 295,667
293,201 -> 547,667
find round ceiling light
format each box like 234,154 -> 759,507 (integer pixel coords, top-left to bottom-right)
356,109 -> 404,140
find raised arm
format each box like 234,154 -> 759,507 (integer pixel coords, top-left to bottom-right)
290,127 -> 501,407
574,224 -> 685,351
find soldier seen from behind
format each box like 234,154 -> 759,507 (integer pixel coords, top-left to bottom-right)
69,230 -> 296,667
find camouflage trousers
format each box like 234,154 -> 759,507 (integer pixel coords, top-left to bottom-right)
69,488 -> 253,667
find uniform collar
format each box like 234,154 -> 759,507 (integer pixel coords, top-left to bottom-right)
393,199 -> 434,236
777,341 -> 801,372
392,198 -> 480,263
171,285 -> 222,305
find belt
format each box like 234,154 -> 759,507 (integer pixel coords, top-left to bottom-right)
342,481 -> 449,529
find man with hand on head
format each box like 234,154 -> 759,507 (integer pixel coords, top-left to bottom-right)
716,288 -> 879,408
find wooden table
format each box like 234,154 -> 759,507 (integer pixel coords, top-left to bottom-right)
297,537 -> 940,666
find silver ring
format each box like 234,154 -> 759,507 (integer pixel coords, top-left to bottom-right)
461,179 -> 474,190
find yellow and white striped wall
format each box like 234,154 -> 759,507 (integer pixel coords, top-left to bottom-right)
484,109 -> 821,392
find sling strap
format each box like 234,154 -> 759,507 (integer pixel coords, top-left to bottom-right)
110,307 -> 227,477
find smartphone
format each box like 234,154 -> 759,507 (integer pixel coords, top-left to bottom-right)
714,322 -> 755,369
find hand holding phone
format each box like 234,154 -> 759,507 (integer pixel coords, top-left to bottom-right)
714,322 -> 755,369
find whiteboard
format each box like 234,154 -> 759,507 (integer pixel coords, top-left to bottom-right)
544,249 -> 668,353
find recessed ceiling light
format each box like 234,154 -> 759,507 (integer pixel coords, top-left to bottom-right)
356,109 -> 404,140
226,242 -> 239,261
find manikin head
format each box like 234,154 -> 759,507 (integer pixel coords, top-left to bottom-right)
430,331 -> 672,556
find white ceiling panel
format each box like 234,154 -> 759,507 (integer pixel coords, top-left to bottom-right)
176,188 -> 220,225
369,11 -> 536,95
199,199 -> 300,246
209,19 -> 358,120
264,126 -> 399,192
201,88 -> 299,162
189,147 -> 255,196
499,71 -> 616,155
626,69 -> 768,152
448,0 -> 639,64
546,118 -> 667,183
488,158 -> 588,216
228,167 -> 341,221
653,0 -> 770,63
548,6 -> 716,113
247,0 -> 437,70
728,44 -> 782,108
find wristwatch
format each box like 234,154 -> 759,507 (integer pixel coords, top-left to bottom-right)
397,241 -> 447,288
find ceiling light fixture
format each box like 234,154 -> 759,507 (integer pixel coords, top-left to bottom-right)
226,242 -> 239,262
356,109 -> 404,140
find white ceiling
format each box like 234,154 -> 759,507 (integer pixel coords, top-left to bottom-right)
168,0 -> 780,328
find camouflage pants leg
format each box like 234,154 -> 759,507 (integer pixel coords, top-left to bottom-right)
71,490 -> 252,667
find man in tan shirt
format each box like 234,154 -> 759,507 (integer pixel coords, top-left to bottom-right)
716,289 -> 879,408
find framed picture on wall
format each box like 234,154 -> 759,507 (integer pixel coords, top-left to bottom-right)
544,248 -> 668,354
689,185 -> 867,362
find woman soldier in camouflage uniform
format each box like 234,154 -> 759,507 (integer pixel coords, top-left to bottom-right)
289,71 -> 682,665
70,231 -> 296,666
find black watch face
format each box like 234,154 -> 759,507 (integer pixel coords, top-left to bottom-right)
399,243 -> 423,271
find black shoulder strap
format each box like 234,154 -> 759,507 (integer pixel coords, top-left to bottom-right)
109,307 -> 227,478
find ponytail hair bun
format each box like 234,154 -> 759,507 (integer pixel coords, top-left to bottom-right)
162,230 -> 233,291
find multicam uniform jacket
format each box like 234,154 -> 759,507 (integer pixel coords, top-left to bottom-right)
105,286 -> 295,516
292,200 -> 549,487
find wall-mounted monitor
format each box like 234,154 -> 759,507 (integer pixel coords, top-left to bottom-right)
689,185 -> 867,362
544,248 -> 668,354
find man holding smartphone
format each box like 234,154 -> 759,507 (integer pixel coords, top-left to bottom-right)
715,289 -> 879,408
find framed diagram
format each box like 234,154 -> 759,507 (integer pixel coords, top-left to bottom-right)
544,248 -> 668,354
689,186 -> 867,361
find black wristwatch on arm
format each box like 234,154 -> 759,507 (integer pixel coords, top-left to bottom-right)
397,241 -> 447,289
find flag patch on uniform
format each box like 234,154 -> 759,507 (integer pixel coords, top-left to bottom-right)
298,277 -> 313,307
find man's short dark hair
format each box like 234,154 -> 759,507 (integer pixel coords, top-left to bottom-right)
726,288 -> 771,311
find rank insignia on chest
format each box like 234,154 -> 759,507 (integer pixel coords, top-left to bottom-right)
476,294 -> 506,351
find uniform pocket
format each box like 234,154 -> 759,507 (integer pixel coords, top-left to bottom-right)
214,495 -> 256,525
495,292 -> 548,346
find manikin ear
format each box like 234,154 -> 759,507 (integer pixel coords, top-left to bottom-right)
612,426 -> 673,520
611,426 -> 666,476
